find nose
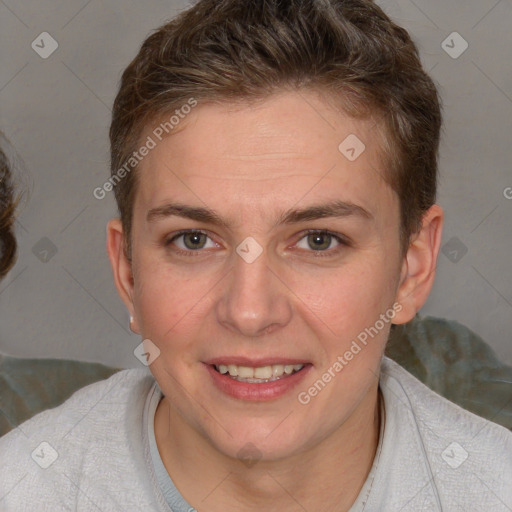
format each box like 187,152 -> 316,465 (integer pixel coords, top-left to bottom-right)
215,246 -> 292,338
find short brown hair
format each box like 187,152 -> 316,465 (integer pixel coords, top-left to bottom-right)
0,139 -> 18,279
110,0 -> 442,258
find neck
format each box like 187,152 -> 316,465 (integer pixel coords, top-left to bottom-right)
154,383 -> 381,512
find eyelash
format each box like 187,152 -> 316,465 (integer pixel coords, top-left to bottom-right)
164,229 -> 350,258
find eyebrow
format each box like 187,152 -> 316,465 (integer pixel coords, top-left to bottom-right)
146,199 -> 373,228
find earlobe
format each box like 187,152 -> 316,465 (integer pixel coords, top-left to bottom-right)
129,315 -> 139,333
106,219 -> 140,334
392,204 -> 444,325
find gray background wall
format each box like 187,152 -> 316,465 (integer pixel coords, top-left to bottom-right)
0,0 -> 511,369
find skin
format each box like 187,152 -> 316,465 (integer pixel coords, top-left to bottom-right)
107,89 -> 443,512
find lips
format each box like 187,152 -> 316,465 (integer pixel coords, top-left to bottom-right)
203,359 -> 312,401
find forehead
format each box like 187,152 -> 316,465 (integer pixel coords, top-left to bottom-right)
134,90 -> 396,228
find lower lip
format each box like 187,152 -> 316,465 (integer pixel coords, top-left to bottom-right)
204,363 -> 312,401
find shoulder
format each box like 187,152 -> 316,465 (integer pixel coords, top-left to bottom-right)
0,368 -> 161,510
380,357 -> 512,509
0,367 -> 154,442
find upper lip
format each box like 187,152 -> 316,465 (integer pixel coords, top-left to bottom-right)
204,357 -> 311,367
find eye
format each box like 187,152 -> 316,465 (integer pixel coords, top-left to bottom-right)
165,230 -> 218,254
295,230 -> 348,254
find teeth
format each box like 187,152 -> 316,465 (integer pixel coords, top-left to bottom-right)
254,366 -> 273,379
272,364 -> 284,377
237,366 -> 254,379
214,363 -> 305,382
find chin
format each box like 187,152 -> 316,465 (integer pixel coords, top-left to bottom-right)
202,417 -> 309,464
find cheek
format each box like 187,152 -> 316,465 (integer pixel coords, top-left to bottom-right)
132,255 -> 219,353
132,258 -> 188,336
293,258 -> 396,338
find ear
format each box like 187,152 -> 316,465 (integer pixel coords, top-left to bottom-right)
392,204 -> 444,325
106,218 -> 140,334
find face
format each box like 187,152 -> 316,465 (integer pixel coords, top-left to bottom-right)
108,89 -> 439,462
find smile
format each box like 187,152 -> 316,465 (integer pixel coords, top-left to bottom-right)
213,363 -> 305,383
205,358 -> 312,400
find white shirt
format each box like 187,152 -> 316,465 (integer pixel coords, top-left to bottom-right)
1,357 -> 511,511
